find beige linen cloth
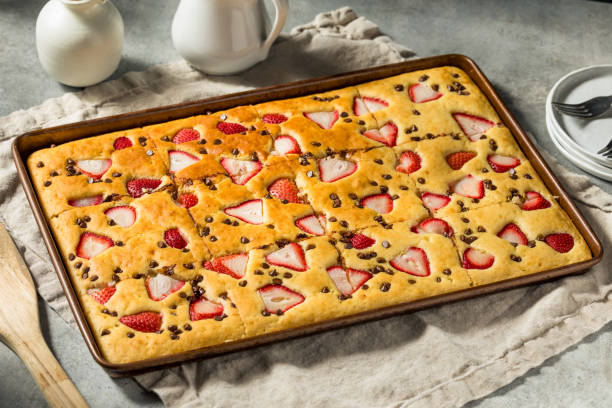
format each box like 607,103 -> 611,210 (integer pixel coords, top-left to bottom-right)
0,8 -> 610,408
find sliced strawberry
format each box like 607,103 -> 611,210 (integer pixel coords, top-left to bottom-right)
68,195 -> 103,207
360,193 -> 393,214
272,135 -> 301,155
487,154 -> 521,173
163,228 -> 188,249
76,159 -> 112,180
390,247 -> 430,276
362,122 -> 397,147
396,151 -> 421,174
126,178 -> 162,198
318,156 -> 358,182
303,110 -> 339,129
88,286 -> 116,305
450,174 -> 484,199
497,223 -> 528,246
189,298 -> 224,321
262,113 -> 288,124
172,128 -> 200,144
76,232 -> 114,259
217,122 -> 248,134
421,192 -> 451,212
220,157 -> 262,185
350,233 -> 375,249
145,274 -> 185,301
104,206 -> 136,227
409,83 -> 443,103
326,266 -> 372,296
113,136 -> 132,150
446,151 -> 476,170
168,150 -> 200,173
521,191 -> 551,211
453,113 -> 495,141
353,97 -> 369,116
265,243 -> 307,271
268,178 -> 303,204
224,199 -> 263,224
411,218 -> 453,237
295,214 -> 325,236
354,96 -> 389,114
258,284 -> 305,314
119,312 -> 162,333
544,233 -> 574,253
178,193 -> 198,209
462,247 -> 495,269
205,253 -> 249,279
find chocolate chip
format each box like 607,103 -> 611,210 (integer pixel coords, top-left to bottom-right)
262,262 -> 270,269
417,177 -> 425,184
306,244 -> 316,251
380,282 -> 391,292
442,268 -> 452,275
382,241 -> 390,248
44,181 -> 51,187
127,332 -> 135,338
90,275 -> 98,282
213,139 -> 222,145
311,141 -> 321,146
477,226 -> 486,232
394,84 -> 404,91
431,84 -> 439,91
321,287 -> 330,293
262,310 -> 270,316
68,253 -> 76,261
339,220 -> 348,228
399,185 -> 408,191
240,237 -> 250,244
524,174 -> 533,179
205,216 -> 213,223
382,174 -> 392,180
272,278 -> 282,285
419,74 -> 429,82
510,254 -> 522,262
410,136 -> 421,141
74,261 -> 82,269
306,170 -> 314,178
209,236 -> 218,242
239,280 -> 247,287
357,120 -> 365,125
36,161 -> 44,168
379,186 -> 388,193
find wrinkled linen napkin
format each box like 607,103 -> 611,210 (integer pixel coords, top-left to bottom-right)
0,7 -> 610,408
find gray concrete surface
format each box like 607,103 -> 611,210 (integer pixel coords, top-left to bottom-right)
0,0 -> 611,407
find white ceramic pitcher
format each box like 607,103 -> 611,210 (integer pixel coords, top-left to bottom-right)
36,0 -> 124,87
172,0 -> 289,75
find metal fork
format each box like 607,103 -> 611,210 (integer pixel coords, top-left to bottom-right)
597,139 -> 612,158
552,95 -> 612,118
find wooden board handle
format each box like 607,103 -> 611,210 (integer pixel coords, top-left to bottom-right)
12,332 -> 88,408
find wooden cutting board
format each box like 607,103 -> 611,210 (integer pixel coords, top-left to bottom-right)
0,222 -> 87,408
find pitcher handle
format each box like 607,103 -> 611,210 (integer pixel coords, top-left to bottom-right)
260,0 -> 289,59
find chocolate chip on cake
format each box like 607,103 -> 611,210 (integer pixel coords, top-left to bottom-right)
394,84 -> 404,91
442,268 -> 452,275
321,286 -> 330,293
419,74 -> 429,82
380,282 -> 391,292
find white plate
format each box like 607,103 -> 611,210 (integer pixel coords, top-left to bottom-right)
545,104 -> 612,181
547,64 -> 612,167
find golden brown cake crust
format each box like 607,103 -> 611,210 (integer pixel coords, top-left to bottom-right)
27,66 -> 592,364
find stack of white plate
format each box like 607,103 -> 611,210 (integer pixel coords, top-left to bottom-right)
545,65 -> 612,181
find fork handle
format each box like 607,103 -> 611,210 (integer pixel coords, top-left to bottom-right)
10,330 -> 88,408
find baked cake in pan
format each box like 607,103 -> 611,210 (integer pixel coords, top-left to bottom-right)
27,66 -> 591,364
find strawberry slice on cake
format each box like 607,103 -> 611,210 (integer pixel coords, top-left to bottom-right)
411,218 -> 453,237
353,96 -> 388,115
420,192 -> 451,212
258,284 -> 305,315
224,199 -> 263,224
217,122 -> 247,134
446,151 -> 476,170
318,156 -> 357,182
521,191 -> 551,211
452,113 -> 495,141
119,312 -> 162,333
126,178 -> 162,198
360,193 -> 393,214
262,113 -> 288,124
204,253 -> 249,279
450,174 -> 484,199
497,223 -> 528,246
295,214 -> 326,236
272,135 -> 301,155
104,206 -> 136,227
76,159 -> 112,180
303,110 -> 339,129
145,274 -> 185,301
88,286 -> 116,305
163,228 -> 188,249
267,178 -> 303,204
462,247 -> 495,269
326,266 -> 372,296
396,151 -> 421,174
544,233 -> 574,253
265,243 -> 307,271
409,83 -> 442,103
390,247 -> 430,276
76,232 -> 114,259
220,157 -> 262,185
487,154 -> 520,173
113,136 -> 132,150
189,298 -> 224,321
68,195 -> 103,207
168,150 -> 200,173
362,122 -> 397,147
350,233 -> 375,249
172,128 -> 200,144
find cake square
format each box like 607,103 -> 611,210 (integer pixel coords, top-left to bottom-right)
296,148 -> 428,232
27,128 -> 172,218
254,86 -> 383,157
146,106 -> 273,180
442,202 -> 591,286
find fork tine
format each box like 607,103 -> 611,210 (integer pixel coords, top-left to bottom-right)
552,101 -> 587,110
597,139 -> 612,154
553,107 -> 594,118
552,103 -> 589,113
